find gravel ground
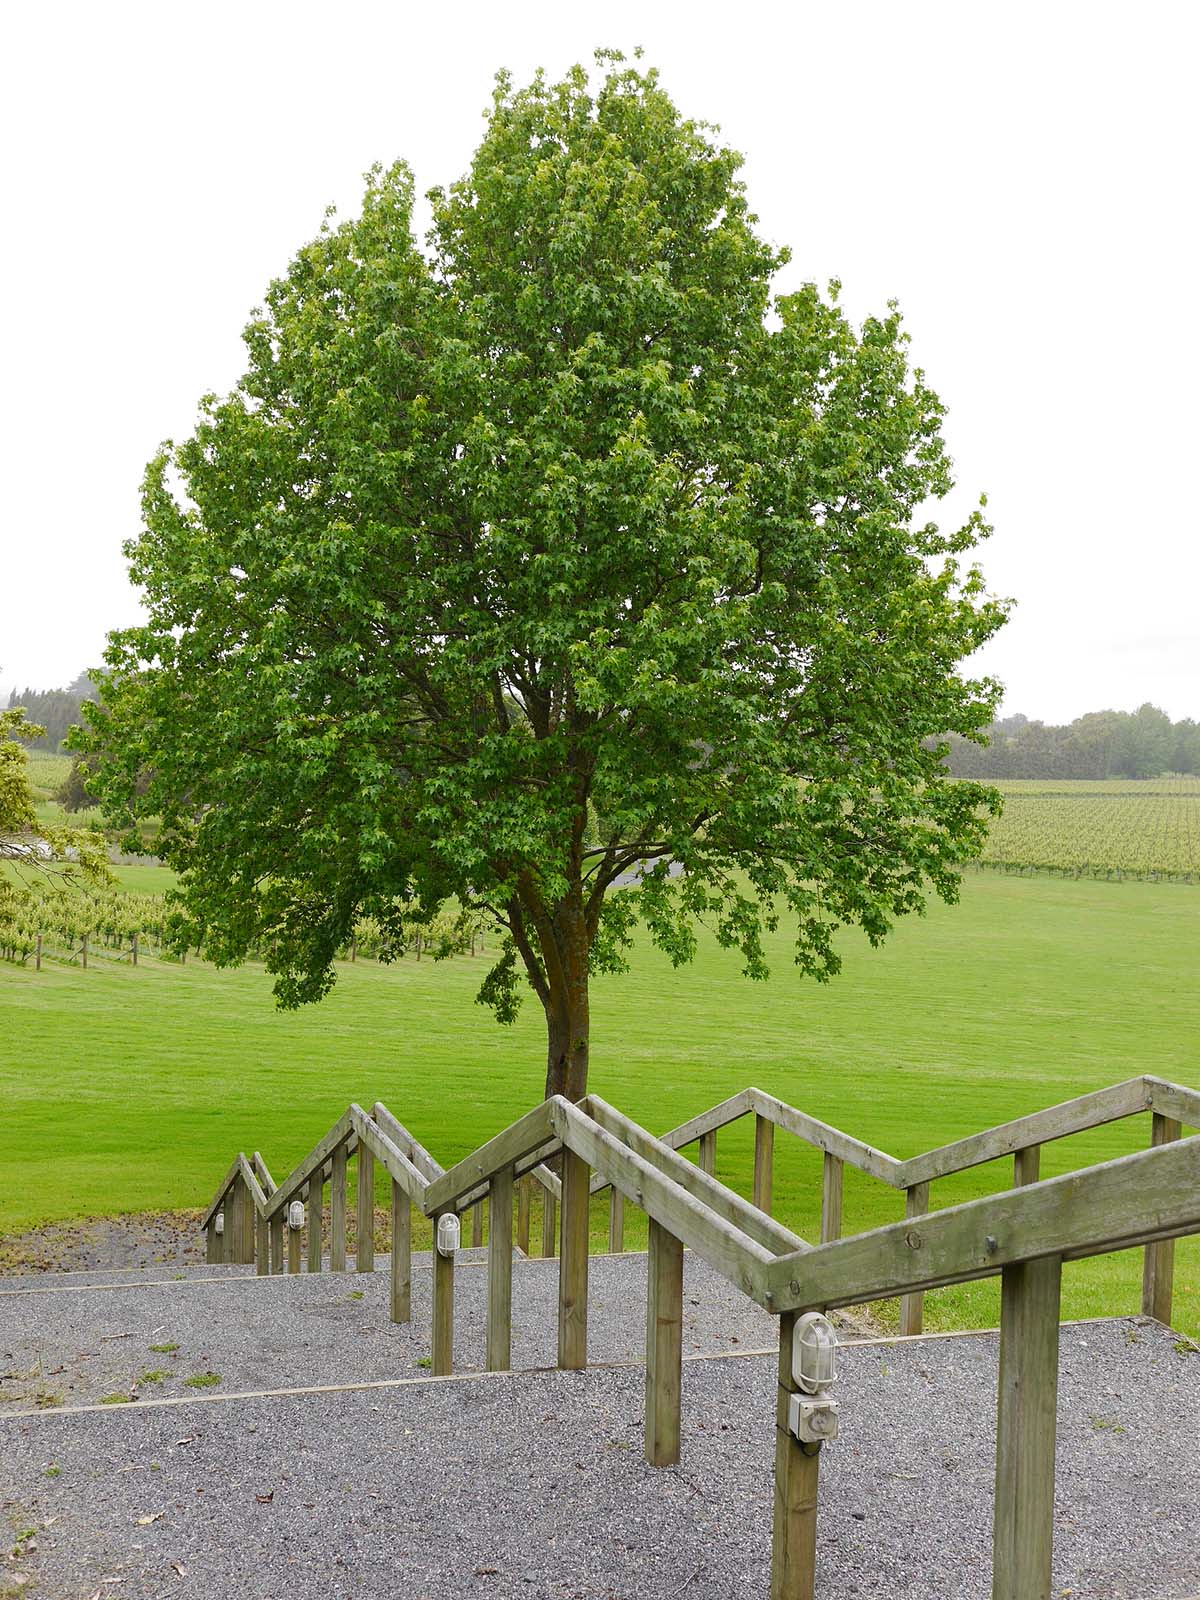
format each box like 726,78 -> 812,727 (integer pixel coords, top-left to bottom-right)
0,1253 -> 778,1414
1,1318 -> 1195,1600
0,1213 -> 208,1277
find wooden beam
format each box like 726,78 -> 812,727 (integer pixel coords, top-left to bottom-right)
269,1212 -> 284,1275
307,1178 -> 323,1273
558,1148 -> 590,1370
1014,1145 -> 1041,1187
898,1182 -> 930,1336
992,1255 -> 1062,1600
644,1218 -> 683,1467
432,1228 -> 454,1376
330,1142 -> 348,1272
541,1185 -> 557,1258
200,1155 -> 243,1229
754,1115 -> 775,1215
766,1132 -> 1200,1312
698,1130 -> 716,1178
356,1144 -> 375,1272
516,1174 -> 531,1255
900,1077 -> 1152,1188
348,1105 -> 428,1204
750,1089 -> 903,1187
770,1310 -> 821,1600
1142,1113 -> 1181,1322
371,1101 -> 445,1184
423,1099 -> 558,1215
820,1153 -> 843,1246
486,1168 -> 513,1372
1144,1075 -> 1200,1131
390,1180 -> 411,1324
551,1101 -> 778,1306
261,1109 -> 356,1219
658,1088 -> 757,1152
471,1199 -> 484,1249
287,1213 -> 302,1274
608,1186 -> 625,1253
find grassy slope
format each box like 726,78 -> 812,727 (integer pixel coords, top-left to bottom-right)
1,872 -> 1197,1335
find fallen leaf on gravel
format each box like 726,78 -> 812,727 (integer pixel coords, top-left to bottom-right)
136,1512 -> 164,1525
173,1436 -> 195,1446
475,1567 -> 499,1576
171,1561 -> 188,1577
255,1492 -> 274,1504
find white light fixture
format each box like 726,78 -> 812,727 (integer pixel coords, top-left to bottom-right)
788,1311 -> 840,1444
436,1214 -> 461,1257
214,1211 -> 225,1236
287,1200 -> 305,1230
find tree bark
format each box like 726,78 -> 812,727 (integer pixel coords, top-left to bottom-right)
543,969 -> 590,1102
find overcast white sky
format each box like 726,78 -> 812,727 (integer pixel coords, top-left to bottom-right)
2,0 -> 1195,723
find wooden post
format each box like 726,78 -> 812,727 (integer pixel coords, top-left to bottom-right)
226,1182 -> 243,1264
471,1198 -> 484,1249
771,1310 -> 822,1600
698,1130 -> 716,1177
1142,1114 -> 1181,1322
820,1153 -> 843,1245
541,1186 -> 558,1258
608,1187 -> 625,1252
432,1226 -> 455,1376
486,1168 -> 514,1372
269,1212 -> 284,1275
307,1179 -> 323,1273
557,1149 -> 589,1370
238,1180 -> 256,1265
516,1175 -> 531,1255
1014,1145 -> 1041,1187
287,1211 -> 302,1274
898,1181 -> 930,1335
754,1115 -> 774,1215
357,1145 -> 375,1272
206,1218 -> 220,1263
330,1143 -> 348,1272
992,1254 -> 1062,1600
644,1217 -> 684,1466
256,1207 -> 269,1276
390,1180 -> 411,1323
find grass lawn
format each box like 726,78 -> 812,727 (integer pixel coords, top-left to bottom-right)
1,872 -> 1197,1337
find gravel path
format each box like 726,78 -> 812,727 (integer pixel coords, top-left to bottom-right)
1,1318 -> 1195,1599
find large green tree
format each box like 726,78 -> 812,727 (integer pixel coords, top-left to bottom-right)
86,55 -> 1007,1099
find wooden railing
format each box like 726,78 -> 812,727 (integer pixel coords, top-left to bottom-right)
200,1076 -> 1200,1600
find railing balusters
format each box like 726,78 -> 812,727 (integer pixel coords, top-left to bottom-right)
1142,1113 -> 1181,1322
487,1168 -> 514,1371
698,1128 -> 716,1177
356,1144 -> 375,1272
269,1211 -> 284,1274
516,1174 -> 531,1255
754,1114 -> 775,1215
330,1143 -> 348,1271
644,1217 -> 683,1466
307,1177 -> 323,1273
541,1185 -> 557,1258
820,1152 -> 843,1245
608,1186 -> 625,1252
898,1182 -> 930,1336
390,1179 -> 411,1322
558,1150 -> 589,1369
471,1198 -> 484,1249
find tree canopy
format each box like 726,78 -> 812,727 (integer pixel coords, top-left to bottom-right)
85,54 -> 1008,1098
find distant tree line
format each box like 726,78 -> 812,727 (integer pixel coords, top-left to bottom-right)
4,673 -> 96,751
942,704 -> 1200,780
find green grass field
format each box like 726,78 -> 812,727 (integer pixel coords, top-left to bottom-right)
2,870 -> 1197,1336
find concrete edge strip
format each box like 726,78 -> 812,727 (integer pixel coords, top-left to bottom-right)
0,1315 -> 1144,1424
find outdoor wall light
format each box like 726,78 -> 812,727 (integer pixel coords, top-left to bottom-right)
436,1213 -> 461,1257
788,1311 -> 840,1444
214,1211 -> 225,1236
287,1200 -> 305,1230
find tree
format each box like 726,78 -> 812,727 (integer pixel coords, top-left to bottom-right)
0,702 -> 109,893
84,54 -> 1007,1100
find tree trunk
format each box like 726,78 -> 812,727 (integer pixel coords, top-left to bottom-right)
543,973 -> 590,1102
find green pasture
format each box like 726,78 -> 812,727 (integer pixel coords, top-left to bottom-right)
1,870 -> 1197,1337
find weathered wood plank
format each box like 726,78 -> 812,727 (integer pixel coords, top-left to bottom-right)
307,1179 -> 323,1273
486,1168 -> 513,1372
771,1309 -> 821,1600
698,1130 -> 716,1178
898,1182 -> 930,1336
269,1212 -> 284,1275
992,1255 -> 1062,1600
541,1184 -> 557,1258
287,1213 -> 302,1274
471,1199 -> 484,1248
252,1151 -> 277,1195
1144,1075 -> 1200,1131
658,1088 -> 758,1152
262,1109 -> 356,1219
750,1089 -> 904,1187
432,1228 -> 454,1376
390,1180 -> 411,1323
558,1148 -> 590,1370
205,1219 -> 220,1264
200,1155 -> 243,1229
644,1218 -> 683,1467
348,1106 -> 429,1204
551,1102 -> 779,1306
517,1175 -> 531,1256
424,1099 -> 558,1215
900,1077 -> 1152,1188
585,1096 -> 805,1258
371,1102 -> 445,1183
608,1186 -> 625,1253
1142,1113 -> 1181,1322
1013,1145 -> 1041,1186
820,1153 -> 843,1246
330,1142 -> 348,1272
766,1133 -> 1200,1311
754,1115 -> 775,1215
356,1145 -> 375,1272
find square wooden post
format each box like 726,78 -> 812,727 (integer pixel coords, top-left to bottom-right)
390,1180 -> 411,1323
771,1310 -> 822,1600
1013,1144 -> 1041,1187
698,1130 -> 716,1177
256,1204 -> 270,1276
1142,1114 -> 1181,1322
330,1143 -> 348,1272
432,1225 -> 455,1376
608,1187 -> 625,1253
992,1254 -> 1062,1600
486,1168 -> 514,1371
471,1199 -> 485,1249
517,1175 -> 532,1255
820,1153 -> 843,1245
541,1186 -> 558,1258
237,1180 -> 256,1264
227,1181 -> 244,1264
644,1217 -> 684,1466
557,1149 -> 590,1370
754,1115 -> 775,1215
206,1218 -> 221,1263
357,1145 -> 375,1272
269,1212 -> 284,1275
898,1182 -> 930,1335
307,1179 -> 323,1273
287,1209 -> 302,1274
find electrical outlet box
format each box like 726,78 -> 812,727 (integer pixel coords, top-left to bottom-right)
788,1393 -> 840,1444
